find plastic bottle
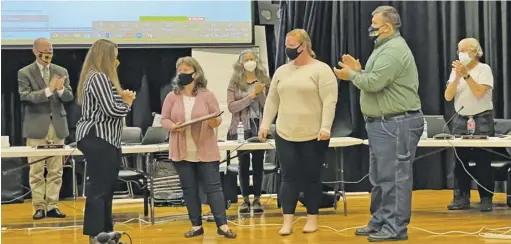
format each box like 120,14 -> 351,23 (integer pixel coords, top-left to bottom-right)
421,118 -> 428,139
237,122 -> 244,143
467,117 -> 476,135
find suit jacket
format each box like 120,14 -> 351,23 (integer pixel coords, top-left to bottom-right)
18,62 -> 73,140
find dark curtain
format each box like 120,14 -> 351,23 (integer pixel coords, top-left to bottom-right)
276,0 -> 510,191
1,48 -> 191,145
0,48 -> 190,201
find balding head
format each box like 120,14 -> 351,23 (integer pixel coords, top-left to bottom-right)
33,38 -> 52,50
33,38 -> 53,64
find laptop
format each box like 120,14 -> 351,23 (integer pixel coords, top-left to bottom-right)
424,115 -> 451,138
123,127 -> 169,146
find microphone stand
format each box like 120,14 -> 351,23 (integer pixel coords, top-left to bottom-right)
433,106 -> 464,140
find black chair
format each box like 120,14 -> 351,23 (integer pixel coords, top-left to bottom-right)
118,127 -> 149,200
466,119 -> 511,207
151,151 -> 184,207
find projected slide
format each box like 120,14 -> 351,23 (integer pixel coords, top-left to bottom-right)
1,0 -> 253,46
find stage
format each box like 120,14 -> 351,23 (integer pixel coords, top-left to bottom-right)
1,190 -> 510,243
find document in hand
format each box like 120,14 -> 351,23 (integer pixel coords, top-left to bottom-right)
173,111 -> 224,129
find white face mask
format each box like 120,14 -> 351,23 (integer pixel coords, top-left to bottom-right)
458,52 -> 472,65
243,60 -> 257,72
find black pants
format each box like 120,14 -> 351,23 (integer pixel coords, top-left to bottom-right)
238,150 -> 264,197
452,111 -> 495,198
77,129 -> 121,236
275,134 -> 328,215
173,161 -> 227,227
228,125 -> 265,197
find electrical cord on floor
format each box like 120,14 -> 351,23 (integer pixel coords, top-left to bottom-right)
4,140 -> 510,240
228,216 -> 511,237
123,232 -> 133,244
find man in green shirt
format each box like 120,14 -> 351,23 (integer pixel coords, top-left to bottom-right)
334,6 -> 423,242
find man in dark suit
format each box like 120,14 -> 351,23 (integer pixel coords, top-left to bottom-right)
18,38 -> 73,220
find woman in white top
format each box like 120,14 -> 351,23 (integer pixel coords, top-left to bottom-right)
444,38 -> 495,212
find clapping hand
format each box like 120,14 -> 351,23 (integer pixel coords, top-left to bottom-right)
341,55 -> 361,72
49,75 -> 66,91
251,82 -> 265,98
120,90 -> 136,106
333,54 -> 362,81
452,60 -> 469,78
333,62 -> 353,80
55,76 -> 66,90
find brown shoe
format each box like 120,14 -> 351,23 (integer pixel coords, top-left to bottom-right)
217,228 -> 236,239
184,227 -> 204,238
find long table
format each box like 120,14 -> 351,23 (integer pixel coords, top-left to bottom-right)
363,137 -> 511,206
222,137 -> 364,217
363,137 -> 511,147
362,137 -> 511,160
1,137 -> 364,224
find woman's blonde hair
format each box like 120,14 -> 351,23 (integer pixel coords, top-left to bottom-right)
286,29 -> 316,58
77,39 -> 121,104
229,49 -> 271,92
172,56 -> 208,94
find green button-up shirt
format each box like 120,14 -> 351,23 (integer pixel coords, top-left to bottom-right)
348,32 -> 421,117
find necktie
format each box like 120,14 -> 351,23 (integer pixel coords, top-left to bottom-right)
42,66 -> 50,85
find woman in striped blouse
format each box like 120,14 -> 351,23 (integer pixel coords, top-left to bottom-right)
75,39 -> 136,243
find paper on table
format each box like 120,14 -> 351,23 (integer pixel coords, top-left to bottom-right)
174,111 -> 224,129
152,113 -> 162,127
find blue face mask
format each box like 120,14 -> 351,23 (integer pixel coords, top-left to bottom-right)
368,25 -> 384,40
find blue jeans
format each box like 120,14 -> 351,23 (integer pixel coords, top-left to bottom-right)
173,161 -> 227,227
365,111 -> 424,237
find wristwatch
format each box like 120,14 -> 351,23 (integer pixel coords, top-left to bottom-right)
463,74 -> 471,80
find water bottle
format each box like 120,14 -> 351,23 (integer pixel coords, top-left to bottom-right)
467,117 -> 476,135
421,118 -> 428,139
237,122 -> 245,143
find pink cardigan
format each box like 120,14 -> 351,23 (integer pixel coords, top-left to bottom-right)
160,88 -> 221,162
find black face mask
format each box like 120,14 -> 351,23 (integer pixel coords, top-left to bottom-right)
368,25 -> 384,40
178,72 -> 194,86
285,45 -> 302,60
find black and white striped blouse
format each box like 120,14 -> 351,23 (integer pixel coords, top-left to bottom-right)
76,70 -> 130,148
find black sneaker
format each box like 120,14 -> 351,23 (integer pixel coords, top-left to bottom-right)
368,230 -> 408,242
480,197 -> 493,212
252,199 -> 264,213
447,193 -> 470,210
239,201 -> 250,213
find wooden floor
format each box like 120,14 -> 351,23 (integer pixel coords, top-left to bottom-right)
1,190 -> 510,244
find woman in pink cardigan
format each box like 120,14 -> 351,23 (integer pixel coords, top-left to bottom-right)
161,56 -> 236,239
